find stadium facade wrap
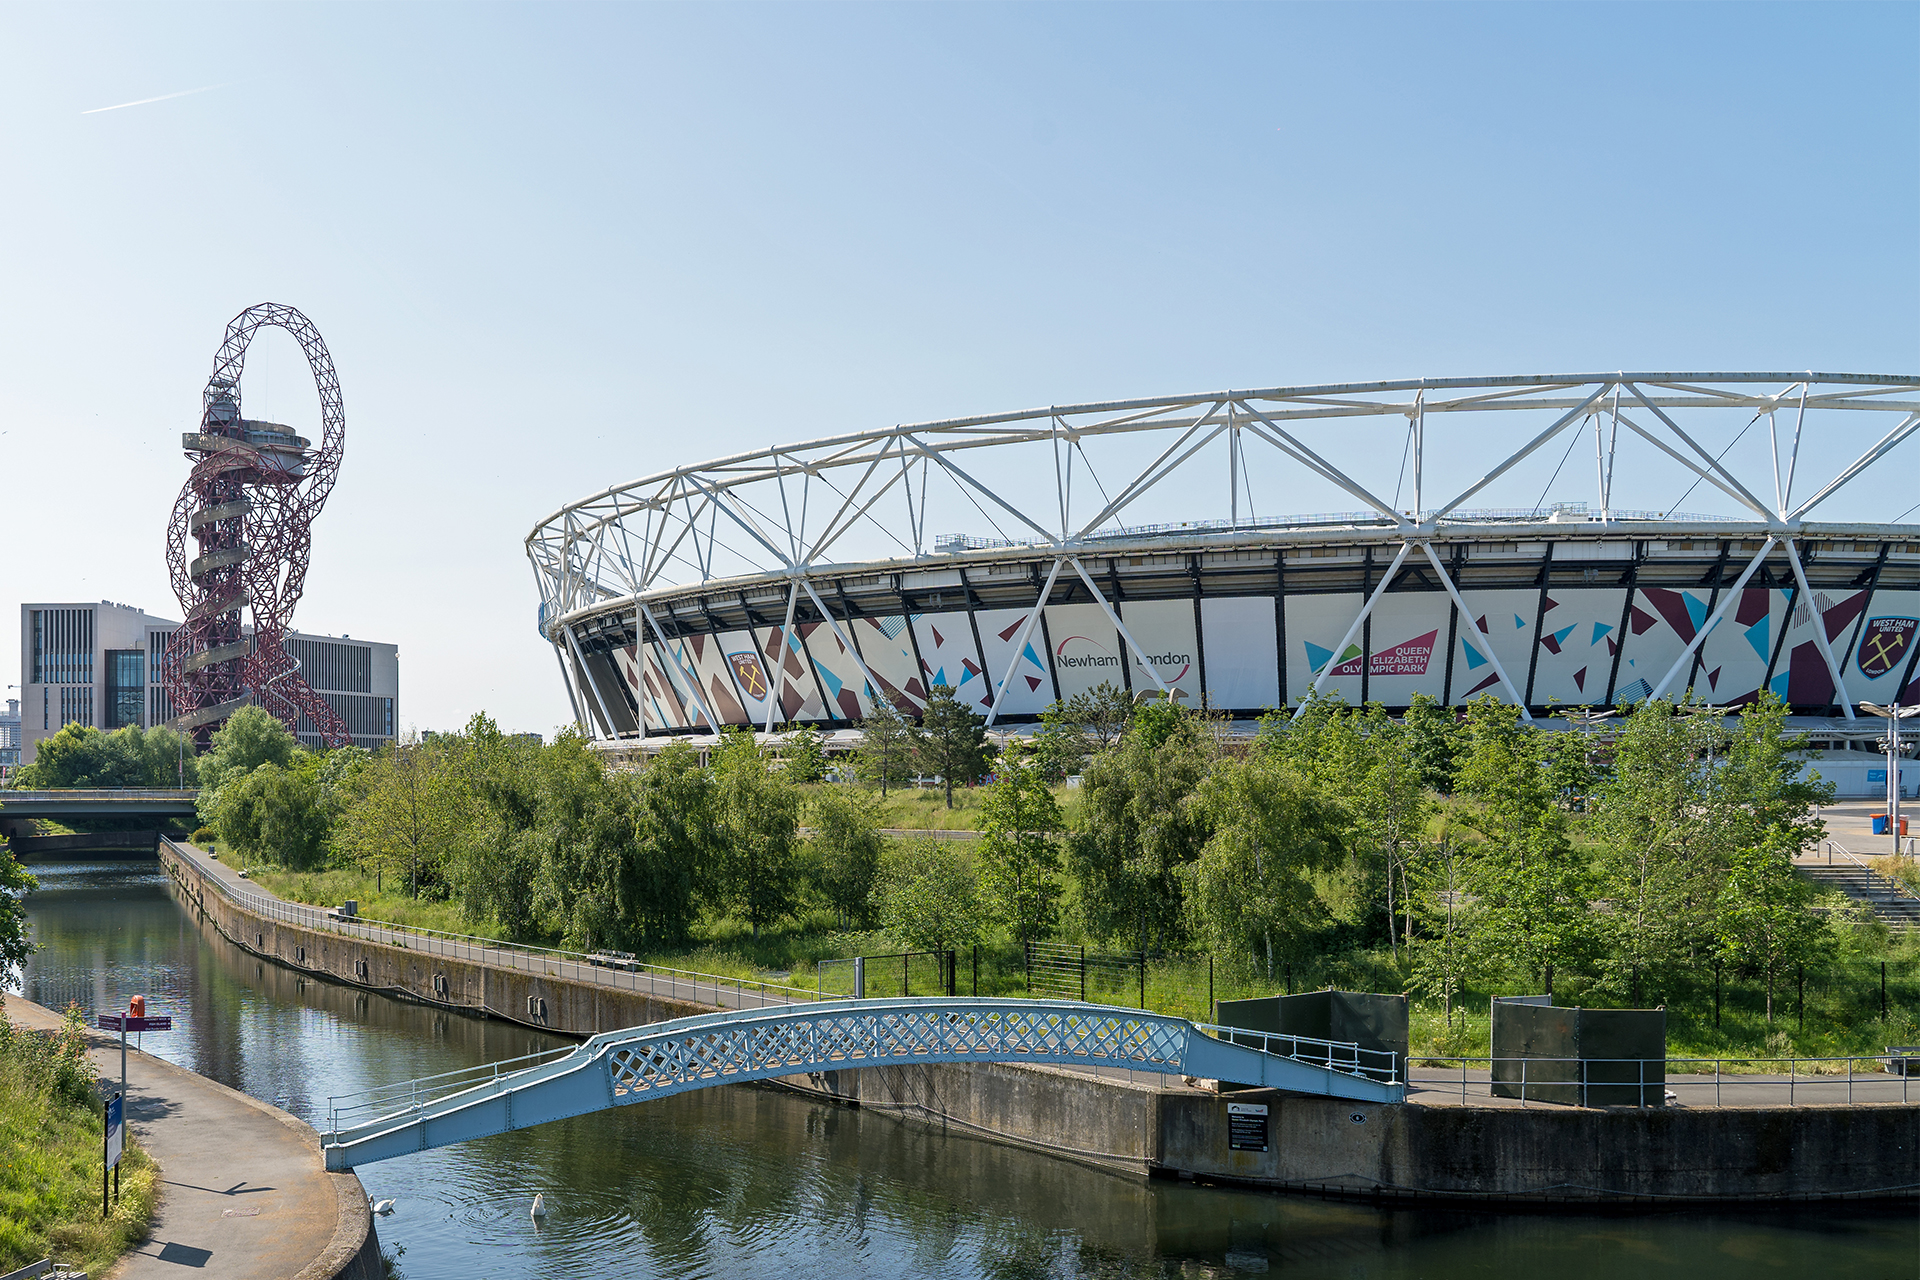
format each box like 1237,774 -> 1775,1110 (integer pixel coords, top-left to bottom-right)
526,374 -> 1920,741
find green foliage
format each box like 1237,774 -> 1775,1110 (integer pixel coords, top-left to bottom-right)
1068,701 -> 1212,952
1401,693 -> 1461,793
978,762 -> 1063,945
1064,681 -> 1134,752
1717,834 -> 1829,1022
780,725 -> 828,784
853,700 -> 919,795
11,722 -> 198,790
199,705 -> 299,793
915,684 -> 990,808
212,758 -> 329,870
332,738 -> 473,897
1453,697 -> 1588,999
875,839 -> 986,951
1029,700 -> 1089,784
0,1002 -> 158,1276
1184,753 -> 1341,980
711,731 -> 801,936
807,785 -> 883,929
0,853 -> 36,987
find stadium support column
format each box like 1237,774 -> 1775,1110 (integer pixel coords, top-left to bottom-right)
799,577 -> 887,720
641,601 -> 722,733
766,581 -> 801,735
986,558 -> 1064,729
1294,541 -> 1411,719
1784,539 -> 1856,719
1419,542 -> 1532,720
1646,538 -> 1777,705
563,623 -> 616,740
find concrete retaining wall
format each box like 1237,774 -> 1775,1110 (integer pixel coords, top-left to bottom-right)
164,843 -> 1920,1205
161,843 -> 711,1036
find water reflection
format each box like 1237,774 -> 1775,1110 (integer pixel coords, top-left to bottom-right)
15,862 -> 1917,1280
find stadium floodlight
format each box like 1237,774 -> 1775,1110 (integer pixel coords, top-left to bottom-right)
525,373 -> 1920,753
1858,702 -> 1920,858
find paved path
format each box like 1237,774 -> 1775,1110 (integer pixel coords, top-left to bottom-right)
4,996 -> 374,1280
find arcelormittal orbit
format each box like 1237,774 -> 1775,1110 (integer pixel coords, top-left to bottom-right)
164,303 -> 352,748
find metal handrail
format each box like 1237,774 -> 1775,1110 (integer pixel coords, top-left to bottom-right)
1409,1053 -> 1915,1107
159,838 -> 825,1007
1197,1023 -> 1402,1084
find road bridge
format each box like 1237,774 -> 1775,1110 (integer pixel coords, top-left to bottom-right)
1,789 -> 200,823
320,998 -> 1404,1170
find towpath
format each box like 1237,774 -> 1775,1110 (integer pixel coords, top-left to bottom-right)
3,995 -> 375,1280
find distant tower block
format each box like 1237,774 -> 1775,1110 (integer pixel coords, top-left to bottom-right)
164,304 -> 352,748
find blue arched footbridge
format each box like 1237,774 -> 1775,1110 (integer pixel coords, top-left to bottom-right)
321,998 -> 1404,1170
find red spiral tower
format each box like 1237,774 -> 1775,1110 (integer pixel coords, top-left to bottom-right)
164,304 -> 352,748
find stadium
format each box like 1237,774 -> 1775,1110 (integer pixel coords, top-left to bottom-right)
525,373 -> 1920,756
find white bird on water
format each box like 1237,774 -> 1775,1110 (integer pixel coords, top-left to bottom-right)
530,1194 -> 548,1220
368,1196 -> 395,1216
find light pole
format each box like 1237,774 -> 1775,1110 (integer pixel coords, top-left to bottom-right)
1859,702 -> 1919,859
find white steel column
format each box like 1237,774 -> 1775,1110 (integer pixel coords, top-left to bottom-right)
563,624 -> 618,740
550,644 -> 589,735
1293,541 -> 1412,718
1419,542 -> 1533,720
1645,538 -> 1777,704
766,580 -> 802,735
1068,557 -> 1170,696
799,577 -> 889,717
985,558 -> 1065,728
1783,539 -> 1856,719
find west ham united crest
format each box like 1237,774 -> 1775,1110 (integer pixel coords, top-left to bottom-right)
1857,617 -> 1918,679
728,651 -> 770,700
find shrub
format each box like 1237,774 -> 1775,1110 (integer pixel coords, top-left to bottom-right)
190,827 -> 216,846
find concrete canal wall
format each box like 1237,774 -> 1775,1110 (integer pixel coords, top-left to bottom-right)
162,841 -> 1920,1205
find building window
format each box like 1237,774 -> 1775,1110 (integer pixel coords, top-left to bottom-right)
105,650 -> 145,729
58,686 -> 94,728
30,608 -> 93,686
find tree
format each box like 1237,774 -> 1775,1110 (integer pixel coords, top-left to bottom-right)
200,706 -> 299,792
1454,697 -> 1588,1000
711,730 -> 801,936
1066,681 -> 1134,753
854,700 -> 919,796
915,684 -> 990,809
1067,702 -> 1213,954
0,849 -> 37,986
1402,693 -> 1462,793
1716,834 -> 1828,1022
12,723 -> 199,789
1029,700 -> 1089,784
1185,753 -> 1341,982
781,724 -> 829,784
1409,823 -> 1471,1026
809,784 -> 883,928
978,762 -> 1063,946
875,839 -> 986,952
333,738 -> 472,896
213,759 -> 329,869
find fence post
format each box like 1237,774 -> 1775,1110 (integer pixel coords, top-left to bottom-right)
1139,953 -> 1145,1010
854,956 -> 865,1001
1797,965 -> 1804,1031
902,952 -> 909,998
1714,961 -> 1721,1028
1208,956 -> 1214,1019
948,949 -> 956,998
1025,941 -> 1031,996
1882,961 -> 1889,1022
1079,946 -> 1086,1003
972,944 -> 979,997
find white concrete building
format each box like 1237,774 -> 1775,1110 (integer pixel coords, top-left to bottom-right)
18,601 -> 398,764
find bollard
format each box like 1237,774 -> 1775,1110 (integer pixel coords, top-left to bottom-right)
853,956 -> 865,1000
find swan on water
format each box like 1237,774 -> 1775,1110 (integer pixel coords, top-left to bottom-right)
530,1193 -> 548,1219
368,1196 -> 396,1215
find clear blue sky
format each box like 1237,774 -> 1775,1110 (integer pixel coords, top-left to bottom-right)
2,2 -> 1915,736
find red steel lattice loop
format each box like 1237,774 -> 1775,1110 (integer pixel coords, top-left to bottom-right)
164,303 -> 351,747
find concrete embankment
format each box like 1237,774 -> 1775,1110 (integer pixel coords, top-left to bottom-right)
161,840 -> 1920,1205
4,997 -> 381,1280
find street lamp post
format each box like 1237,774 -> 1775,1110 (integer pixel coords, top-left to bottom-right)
1860,703 -> 1919,859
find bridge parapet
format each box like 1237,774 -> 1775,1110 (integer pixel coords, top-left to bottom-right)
321,997 -> 1403,1170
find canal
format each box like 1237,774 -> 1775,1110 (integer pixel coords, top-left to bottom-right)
11,860 -> 1917,1279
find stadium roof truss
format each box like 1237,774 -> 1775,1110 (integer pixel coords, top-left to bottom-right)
527,373 -> 1920,735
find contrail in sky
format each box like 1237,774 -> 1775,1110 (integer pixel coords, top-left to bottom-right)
82,83 -> 229,115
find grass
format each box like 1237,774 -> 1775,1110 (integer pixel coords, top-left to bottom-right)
247,868 -> 509,941
0,1004 -> 158,1277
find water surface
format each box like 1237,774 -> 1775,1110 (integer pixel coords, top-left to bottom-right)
15,862 -> 1918,1279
